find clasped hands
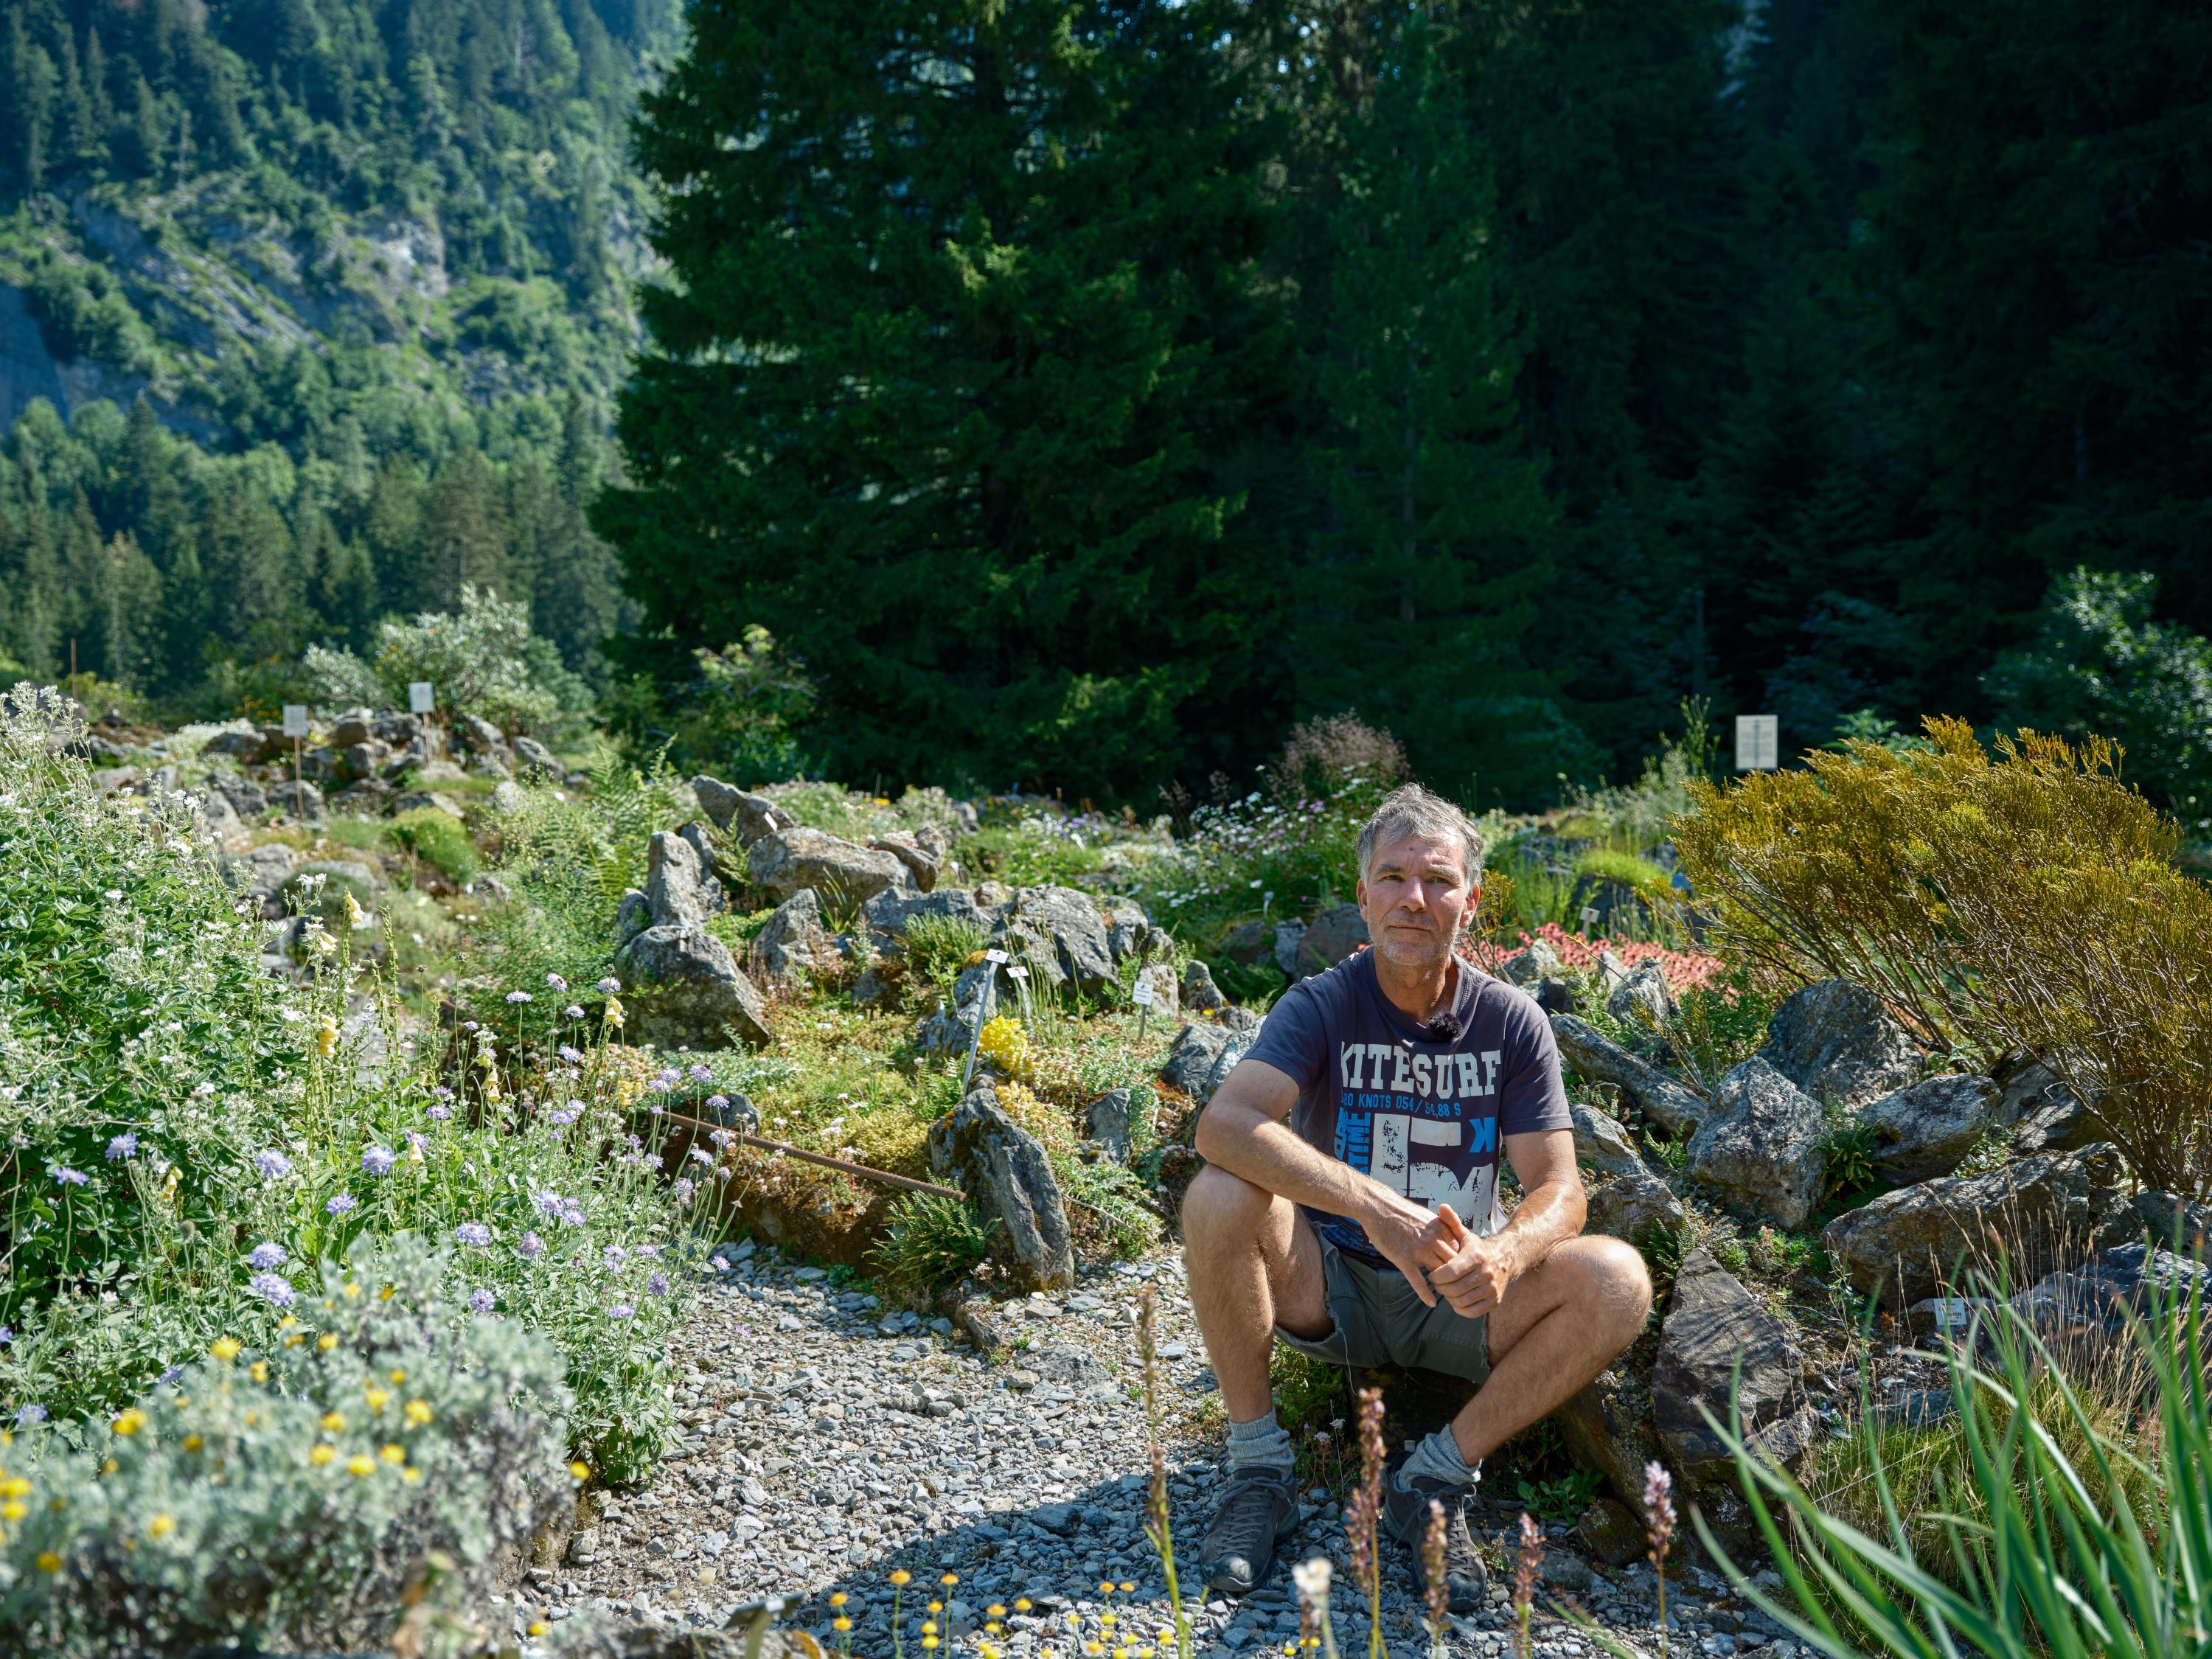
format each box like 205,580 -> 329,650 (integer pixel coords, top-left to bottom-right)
1367,1194 -> 1514,1319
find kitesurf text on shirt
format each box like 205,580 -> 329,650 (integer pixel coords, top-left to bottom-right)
1337,1042 -> 1503,1098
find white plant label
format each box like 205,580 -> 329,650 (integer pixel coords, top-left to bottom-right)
1735,713 -> 1779,771
1132,980 -> 1157,1007
281,704 -> 310,738
1931,1298 -> 1976,1330
984,950 -> 1009,964
408,681 -> 435,714
1006,965 -> 1029,981
1579,906 -> 1599,928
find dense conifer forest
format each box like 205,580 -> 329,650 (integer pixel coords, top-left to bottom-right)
3,0 -> 2207,808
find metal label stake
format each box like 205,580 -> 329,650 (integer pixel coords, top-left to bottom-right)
959,949 -> 1009,1091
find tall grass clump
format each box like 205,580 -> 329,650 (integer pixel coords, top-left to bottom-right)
1704,1268 -> 2212,1659
1675,717 -> 2212,1197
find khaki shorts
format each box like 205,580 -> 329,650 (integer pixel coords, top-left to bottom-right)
1275,1232 -> 1492,1385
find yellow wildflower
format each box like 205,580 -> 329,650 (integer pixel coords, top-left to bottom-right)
182,1436 -> 203,1453
989,1605 -> 1007,1618
318,1334 -> 338,1352
400,1467 -> 422,1485
344,892 -> 366,929
316,1018 -> 338,1058
829,1593 -> 848,1608
147,1513 -> 174,1539
250,1361 -> 270,1383
321,1411 -> 347,1433
833,1617 -> 853,1634
380,1444 -> 406,1465
404,1399 -> 433,1426
211,1338 -> 240,1363
922,1641 -> 938,1653
2,1499 -> 25,1522
922,1622 -> 938,1636
889,1569 -> 912,1587
976,1015 -> 1031,1077
942,1573 -> 960,1587
347,1453 -> 375,1477
341,1281 -> 362,1300
365,1388 -> 391,1413
111,1410 -> 146,1436
1015,1599 -> 1033,1613
35,1551 -> 60,1573
528,1621 -> 549,1638
389,1368 -> 407,1384
310,1444 -> 335,1467
570,1461 -> 591,1481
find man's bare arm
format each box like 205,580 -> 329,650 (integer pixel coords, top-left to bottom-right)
1194,1057 -> 1458,1304
1428,1128 -> 1585,1318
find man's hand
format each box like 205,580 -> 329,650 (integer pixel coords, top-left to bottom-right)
1429,1204 -> 1518,1320
1361,1192 -> 1463,1307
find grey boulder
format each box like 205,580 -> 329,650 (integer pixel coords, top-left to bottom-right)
644,826 -> 723,928
1296,902 -> 1368,974
1686,1057 -> 1826,1230
994,885 -> 1117,996
1820,1144 -> 2135,1307
614,925 -> 773,1049
748,827 -> 910,908
1858,1072 -> 2000,1183
754,887 -> 830,978
863,886 -> 1001,951
1181,961 -> 1228,1015
1272,918 -> 1307,978
928,1086 -> 1075,1293
613,888 -> 651,950
689,776 -> 790,846
1161,1020 -> 1258,1107
869,829 -> 946,893
2009,1242 -> 2211,1360
1087,1089 -> 1137,1163
1498,939 -> 1564,988
1652,1249 -> 1819,1544
265,779 -> 324,821
1606,961 -> 1676,1032
222,843 -> 299,919
1761,979 -> 1921,1109
1570,1102 -> 1649,1180
1551,1014 -> 1709,1135
1585,1169 -> 1688,1244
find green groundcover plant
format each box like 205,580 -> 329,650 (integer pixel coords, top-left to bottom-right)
0,686 -> 708,1489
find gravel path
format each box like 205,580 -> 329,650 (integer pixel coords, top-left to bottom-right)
524,1245 -> 1804,1659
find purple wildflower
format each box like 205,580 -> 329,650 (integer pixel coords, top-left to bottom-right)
535,1189 -> 565,1216
636,1242 -> 661,1258
672,1178 -> 695,1203
518,1231 -> 544,1260
15,1403 -> 46,1425
603,1245 -> 627,1266
549,1107 -> 578,1127
254,1149 -> 294,1180
361,1145 -> 397,1177
506,990 -> 532,1004
432,1085 -> 454,1099
688,1065 -> 713,1083
105,1133 -> 139,1161
608,1303 -> 636,1320
427,1103 -> 453,1120
597,977 -> 621,995
706,1093 -> 729,1113
460,1021 -> 479,1033
246,1242 -> 288,1270
558,1045 -> 583,1063
561,1205 -> 586,1228
647,1273 -> 670,1298
326,1193 -> 358,1217
470,1288 -> 497,1314
689,1147 -> 715,1167
455,1222 -> 493,1247
546,973 -> 569,992
564,1006 -> 584,1021
158,1366 -> 182,1386
54,1166 -> 88,1187
0,1326 -> 8,1344
248,1272 -> 296,1307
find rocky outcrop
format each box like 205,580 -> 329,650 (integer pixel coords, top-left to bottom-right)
868,828 -> 946,893
614,925 -> 773,1049
1554,1369 -> 1663,1523
1686,1057 -> 1826,1230
748,827 -> 910,908
613,888 -> 651,950
222,842 -> 299,919
1858,1072 -> 2000,1183
2009,1242 -> 2210,1360
928,1086 -> 1076,1293
1820,1144 -> 2135,1307
266,779 -> 324,821
1131,961 -> 1180,1019
1551,1014 -> 1709,1134
1087,1089 -> 1137,1163
1651,1249 -> 1818,1546
916,962 -> 1000,1057
993,886 -> 1117,996
1272,919 -> 1307,978
1498,940 -> 1564,987
863,887 -> 1002,951
1760,979 -> 1921,1109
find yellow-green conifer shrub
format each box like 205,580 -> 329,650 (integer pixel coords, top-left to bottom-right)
1674,717 -> 2212,1197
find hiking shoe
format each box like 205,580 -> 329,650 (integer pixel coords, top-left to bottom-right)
1200,1464 -> 1299,1596
1382,1464 -> 1489,1615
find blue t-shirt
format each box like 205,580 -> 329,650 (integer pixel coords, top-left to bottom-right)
1242,949 -> 1571,1264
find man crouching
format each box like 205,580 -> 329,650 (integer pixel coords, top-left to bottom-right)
1183,784 -> 1653,1607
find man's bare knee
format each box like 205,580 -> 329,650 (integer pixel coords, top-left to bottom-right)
1571,1235 -> 1655,1351
1180,1163 -> 1277,1249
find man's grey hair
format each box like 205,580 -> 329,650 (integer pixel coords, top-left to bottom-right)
1355,784 -> 1486,886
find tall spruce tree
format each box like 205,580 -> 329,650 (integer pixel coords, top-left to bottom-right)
1296,6 -> 1586,807
600,0 -> 1296,794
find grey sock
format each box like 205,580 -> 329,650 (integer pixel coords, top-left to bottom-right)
1395,1427 -> 1479,1492
1225,1409 -> 1296,1474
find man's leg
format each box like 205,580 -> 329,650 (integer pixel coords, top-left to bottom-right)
1449,1234 -> 1654,1464
1182,1164 -> 1333,1596
1182,1163 -> 1332,1421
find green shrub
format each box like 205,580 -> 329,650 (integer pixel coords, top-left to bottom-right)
1574,846 -> 1671,894
301,585 -> 586,732
871,1193 -> 997,1295
0,1237 -> 572,1657
602,625 -> 818,784
1675,718 -> 2212,1198
901,913 -> 989,987
386,807 -> 479,885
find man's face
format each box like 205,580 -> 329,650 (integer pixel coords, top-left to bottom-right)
1356,830 -> 1478,970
